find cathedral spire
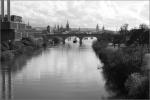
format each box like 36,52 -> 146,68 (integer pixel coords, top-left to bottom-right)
66,20 -> 70,31
96,24 -> 99,32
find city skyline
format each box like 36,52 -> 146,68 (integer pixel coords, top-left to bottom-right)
2,0 -> 149,30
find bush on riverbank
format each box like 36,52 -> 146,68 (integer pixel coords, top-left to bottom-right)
1,50 -> 15,61
52,37 -> 61,44
1,41 -> 10,51
92,40 -> 149,99
22,37 -> 43,48
92,40 -> 108,52
1,37 -> 43,61
125,72 -> 149,99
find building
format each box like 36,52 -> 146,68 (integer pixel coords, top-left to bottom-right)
26,21 -> 32,30
96,24 -> 99,32
66,20 -> 70,31
1,0 -> 35,42
10,15 -> 22,22
1,15 -> 31,41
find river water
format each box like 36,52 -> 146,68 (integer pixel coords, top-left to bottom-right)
0,38 -> 109,100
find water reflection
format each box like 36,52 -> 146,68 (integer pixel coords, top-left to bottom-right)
1,65 -> 12,100
0,49 -> 43,100
0,39 -> 109,100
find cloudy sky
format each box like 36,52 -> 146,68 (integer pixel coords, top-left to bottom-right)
3,0 -> 149,30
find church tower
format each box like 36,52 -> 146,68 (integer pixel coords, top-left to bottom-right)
47,25 -> 50,33
66,20 -> 70,31
96,24 -> 99,32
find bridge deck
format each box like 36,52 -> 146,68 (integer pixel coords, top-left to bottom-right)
44,33 -> 102,38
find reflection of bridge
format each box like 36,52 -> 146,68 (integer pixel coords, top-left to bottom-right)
43,33 -> 102,45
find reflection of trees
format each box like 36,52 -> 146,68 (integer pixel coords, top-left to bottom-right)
1,67 -> 12,100
1,56 -> 27,100
1,56 -> 27,75
0,49 -> 43,99
1,49 -> 43,73
2,70 -> 6,99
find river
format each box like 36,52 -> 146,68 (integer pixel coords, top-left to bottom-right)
0,38 -> 109,100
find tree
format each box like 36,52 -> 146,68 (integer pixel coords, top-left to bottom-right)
139,24 -> 149,30
112,34 -> 122,48
126,28 -> 149,46
119,24 -> 129,43
120,24 -> 128,33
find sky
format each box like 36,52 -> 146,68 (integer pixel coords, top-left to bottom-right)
2,0 -> 150,30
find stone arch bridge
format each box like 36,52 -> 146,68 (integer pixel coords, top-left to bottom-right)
42,33 -> 102,45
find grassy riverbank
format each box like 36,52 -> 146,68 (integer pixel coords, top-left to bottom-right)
92,40 -> 149,99
1,37 -> 44,61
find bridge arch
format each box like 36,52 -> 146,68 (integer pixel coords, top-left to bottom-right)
62,36 -> 82,45
43,33 -> 102,45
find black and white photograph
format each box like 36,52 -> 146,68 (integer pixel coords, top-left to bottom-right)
0,0 -> 150,100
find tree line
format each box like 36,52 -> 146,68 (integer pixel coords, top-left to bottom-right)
100,24 -> 149,49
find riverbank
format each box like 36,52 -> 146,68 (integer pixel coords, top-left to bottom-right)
0,37 -> 44,62
92,40 -> 149,99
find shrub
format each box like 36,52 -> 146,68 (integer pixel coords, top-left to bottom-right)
15,46 -> 34,55
102,47 -> 146,94
125,72 -> 149,99
92,40 -> 148,98
1,41 -> 10,51
1,51 -> 14,61
92,40 -> 108,53
10,41 -> 25,50
21,37 -> 35,46
52,37 -> 61,44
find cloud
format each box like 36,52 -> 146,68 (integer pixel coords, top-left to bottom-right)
5,0 -> 149,30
